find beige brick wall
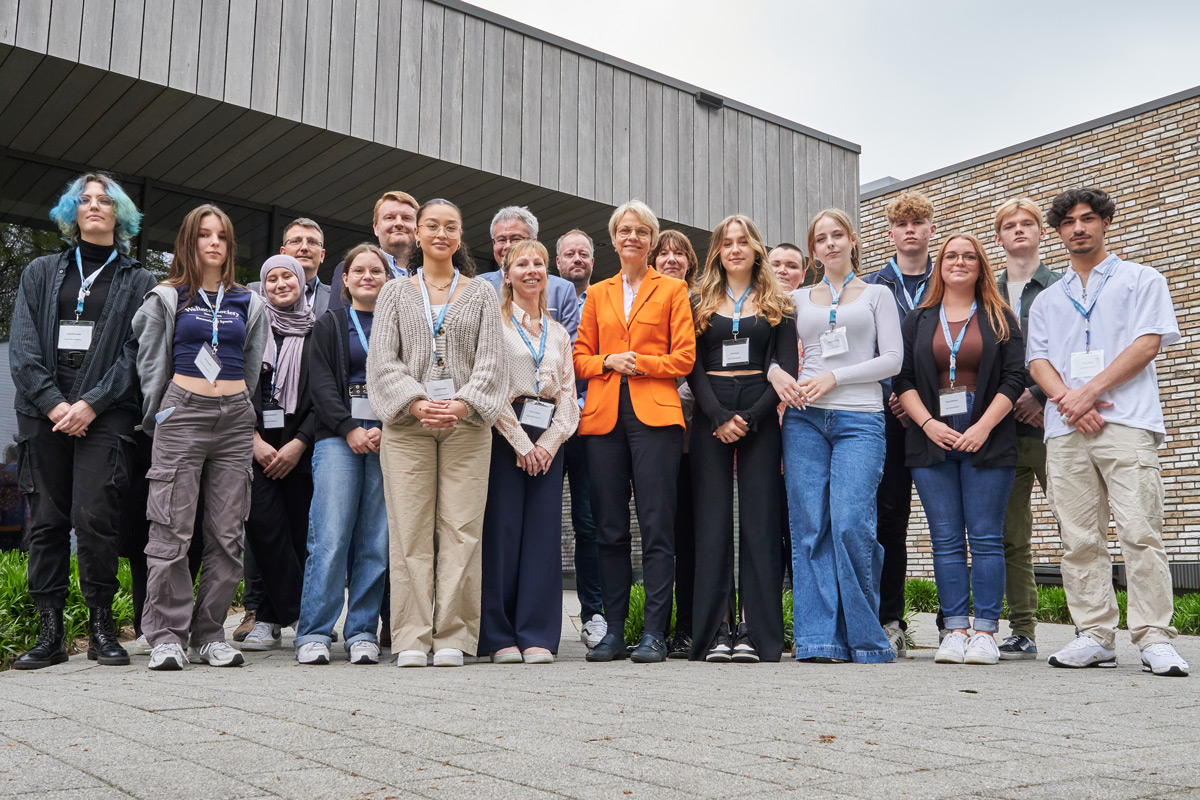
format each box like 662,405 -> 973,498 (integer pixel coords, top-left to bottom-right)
858,94 -> 1200,578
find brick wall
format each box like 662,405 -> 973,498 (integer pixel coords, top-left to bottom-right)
857,92 -> 1200,578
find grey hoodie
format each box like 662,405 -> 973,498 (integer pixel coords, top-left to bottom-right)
131,284 -> 268,433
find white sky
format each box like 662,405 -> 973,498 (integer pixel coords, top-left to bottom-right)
470,0 -> 1200,185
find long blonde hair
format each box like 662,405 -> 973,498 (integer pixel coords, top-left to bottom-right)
805,208 -> 860,277
919,233 -> 1012,342
693,215 -> 791,334
500,239 -> 550,324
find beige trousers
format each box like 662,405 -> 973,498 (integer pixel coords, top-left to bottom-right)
1045,423 -> 1177,649
381,419 -> 492,654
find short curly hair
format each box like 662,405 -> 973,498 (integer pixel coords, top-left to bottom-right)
1046,188 -> 1115,229
884,191 -> 934,226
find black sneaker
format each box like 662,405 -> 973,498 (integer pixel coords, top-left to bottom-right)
731,622 -> 759,663
998,635 -> 1038,661
705,623 -> 733,663
666,632 -> 691,659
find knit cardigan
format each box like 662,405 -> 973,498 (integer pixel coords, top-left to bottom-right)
366,275 -> 506,428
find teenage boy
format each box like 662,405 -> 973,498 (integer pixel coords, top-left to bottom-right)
1028,187 -> 1187,677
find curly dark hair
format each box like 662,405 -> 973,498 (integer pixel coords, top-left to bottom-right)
405,198 -> 477,276
1046,188 -> 1115,228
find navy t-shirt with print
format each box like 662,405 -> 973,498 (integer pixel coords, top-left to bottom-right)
173,285 -> 251,381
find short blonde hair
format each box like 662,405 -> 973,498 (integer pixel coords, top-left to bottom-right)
993,197 -> 1044,237
608,200 -> 660,250
372,190 -> 418,225
884,191 -> 934,226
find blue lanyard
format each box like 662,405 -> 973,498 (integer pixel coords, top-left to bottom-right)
195,284 -> 226,352
822,273 -> 854,330
725,285 -> 752,338
939,302 -> 977,387
349,307 -> 370,354
1061,256 -> 1116,353
512,314 -> 548,394
889,258 -> 927,311
73,247 -> 118,319
417,268 -> 460,343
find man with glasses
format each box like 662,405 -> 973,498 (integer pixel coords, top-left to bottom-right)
328,191 -> 419,312
479,206 -> 580,337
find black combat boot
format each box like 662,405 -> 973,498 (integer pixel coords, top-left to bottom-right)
87,606 -> 130,666
13,607 -> 69,670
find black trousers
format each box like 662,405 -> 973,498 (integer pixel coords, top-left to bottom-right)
687,375 -> 784,662
673,453 -> 695,637
876,410 -> 911,628
241,541 -> 266,610
17,409 -> 138,609
586,382 -> 682,635
479,430 -> 566,653
244,456 -> 312,626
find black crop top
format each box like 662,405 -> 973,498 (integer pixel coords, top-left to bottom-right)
173,285 -> 251,381
698,312 -> 775,372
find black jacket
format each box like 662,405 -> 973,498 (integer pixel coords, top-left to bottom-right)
305,307 -> 359,442
9,248 -> 156,419
893,304 -> 1026,469
996,262 -> 1062,439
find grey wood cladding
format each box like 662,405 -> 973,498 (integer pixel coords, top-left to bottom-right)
0,0 -> 858,245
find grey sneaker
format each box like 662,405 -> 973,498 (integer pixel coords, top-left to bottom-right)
297,642 -> 330,665
147,642 -> 187,671
998,635 -> 1037,660
188,641 -> 245,667
883,621 -> 906,658
130,634 -> 153,656
349,641 -> 380,665
240,621 -> 281,651
580,614 -> 608,649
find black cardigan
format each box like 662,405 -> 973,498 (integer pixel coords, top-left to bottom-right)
305,307 -> 360,442
252,330 -> 315,448
893,304 -> 1025,469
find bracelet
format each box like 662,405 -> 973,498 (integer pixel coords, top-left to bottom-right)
920,417 -> 933,430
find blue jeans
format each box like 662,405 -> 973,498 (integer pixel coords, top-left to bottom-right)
295,430 -> 388,649
782,406 -> 893,663
911,393 -> 1014,633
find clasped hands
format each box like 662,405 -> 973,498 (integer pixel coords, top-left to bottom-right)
1051,384 -> 1112,435
517,445 -> 553,476
410,399 -> 469,429
48,401 -> 95,437
767,370 -> 837,409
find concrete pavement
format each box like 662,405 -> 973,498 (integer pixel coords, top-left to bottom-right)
2,597 -> 1199,800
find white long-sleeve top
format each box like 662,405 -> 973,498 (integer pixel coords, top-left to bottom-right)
792,283 -> 903,413
494,307 -> 579,457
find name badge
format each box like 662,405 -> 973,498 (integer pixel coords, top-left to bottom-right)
154,407 -> 176,425
939,387 -> 968,417
424,378 -> 456,401
1070,350 -> 1104,380
262,408 -> 285,429
721,338 -> 751,367
57,320 -> 94,350
519,398 -> 555,430
351,396 -> 380,421
820,327 -> 850,357
195,344 -> 222,385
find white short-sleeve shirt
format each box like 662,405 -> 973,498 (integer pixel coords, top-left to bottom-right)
1026,254 -> 1180,443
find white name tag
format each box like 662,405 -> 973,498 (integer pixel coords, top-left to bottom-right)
57,320 -> 94,350
939,387 -> 968,417
1070,350 -> 1104,380
820,327 -> 849,357
195,344 -> 222,385
519,399 -> 554,429
351,396 -> 379,421
424,378 -> 456,401
262,408 -> 285,429
721,338 -> 750,367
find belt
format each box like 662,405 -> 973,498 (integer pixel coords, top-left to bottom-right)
57,351 -> 87,368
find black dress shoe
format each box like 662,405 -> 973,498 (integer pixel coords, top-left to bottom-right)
731,622 -> 759,663
87,606 -> 130,666
630,633 -> 667,663
585,631 -> 629,662
14,607 -> 69,670
666,632 -> 691,659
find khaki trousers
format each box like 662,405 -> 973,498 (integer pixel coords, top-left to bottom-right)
1002,436 -> 1047,639
381,419 -> 491,654
1046,423 -> 1177,649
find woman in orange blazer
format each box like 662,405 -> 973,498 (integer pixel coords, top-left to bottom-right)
573,200 -> 696,663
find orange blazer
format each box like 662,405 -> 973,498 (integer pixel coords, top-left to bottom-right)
573,268 -> 696,435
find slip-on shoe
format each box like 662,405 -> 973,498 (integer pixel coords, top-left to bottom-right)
585,631 -> 628,662
630,633 -> 667,663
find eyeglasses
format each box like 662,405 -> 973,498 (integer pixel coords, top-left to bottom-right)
77,194 -> 114,208
491,235 -> 529,246
943,252 -> 980,264
616,226 -> 652,240
284,236 -> 324,248
422,222 -> 462,237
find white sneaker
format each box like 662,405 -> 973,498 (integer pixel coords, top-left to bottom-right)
240,621 -> 282,651
491,650 -> 523,664
349,641 -> 380,665
188,641 -> 245,667
883,621 -> 906,658
1141,642 -> 1189,677
130,634 -> 153,656
433,648 -> 463,667
147,642 -> 187,671
935,631 -> 968,664
1047,633 -> 1117,669
964,633 -> 1000,665
395,649 -> 427,667
581,614 -> 608,649
297,641 -> 330,665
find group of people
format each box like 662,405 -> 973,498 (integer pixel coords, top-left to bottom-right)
8,169 -> 1188,678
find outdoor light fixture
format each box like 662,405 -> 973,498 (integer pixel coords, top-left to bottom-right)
694,91 -> 724,109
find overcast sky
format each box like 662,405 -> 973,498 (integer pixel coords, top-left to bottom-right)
471,0 -> 1200,186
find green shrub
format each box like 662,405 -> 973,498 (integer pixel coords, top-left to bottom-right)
1036,585 -> 1071,624
1115,590 -> 1128,631
623,583 -> 646,645
904,578 -> 940,613
1171,592 -> 1200,636
782,590 -> 794,650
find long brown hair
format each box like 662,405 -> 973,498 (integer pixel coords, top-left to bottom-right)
693,215 -> 791,334
648,230 -> 700,289
500,240 -> 550,325
919,233 -> 1012,342
166,204 -> 241,308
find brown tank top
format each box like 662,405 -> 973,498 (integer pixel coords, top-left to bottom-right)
933,314 -> 982,391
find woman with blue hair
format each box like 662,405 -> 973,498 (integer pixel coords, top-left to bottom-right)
9,171 -> 156,669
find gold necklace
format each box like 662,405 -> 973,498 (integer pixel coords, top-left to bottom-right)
422,275 -> 453,292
